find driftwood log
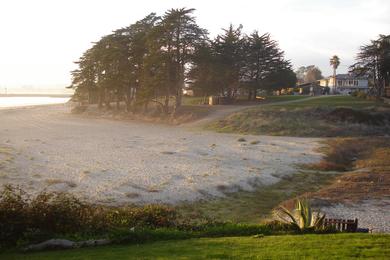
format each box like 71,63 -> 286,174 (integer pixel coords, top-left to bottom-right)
22,238 -> 111,252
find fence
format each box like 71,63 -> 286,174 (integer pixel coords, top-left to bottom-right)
324,218 -> 358,232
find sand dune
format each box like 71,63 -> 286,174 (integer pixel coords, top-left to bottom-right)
0,104 -> 322,204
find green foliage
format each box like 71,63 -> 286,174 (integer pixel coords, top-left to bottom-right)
0,185 -> 176,246
71,8 -> 294,112
350,34 -> 390,96
273,199 -> 326,231
190,27 -> 295,98
0,185 -> 322,248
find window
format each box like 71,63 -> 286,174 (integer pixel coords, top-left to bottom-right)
354,80 -> 358,86
337,80 -> 342,86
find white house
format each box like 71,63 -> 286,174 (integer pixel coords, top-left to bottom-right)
319,73 -> 369,95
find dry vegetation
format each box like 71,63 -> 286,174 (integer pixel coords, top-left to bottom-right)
73,102 -> 216,125
306,137 -> 390,204
208,96 -> 390,137
209,106 -> 390,137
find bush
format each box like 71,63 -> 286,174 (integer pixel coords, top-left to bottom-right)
351,91 -> 368,99
0,186 -> 333,248
0,185 -> 176,246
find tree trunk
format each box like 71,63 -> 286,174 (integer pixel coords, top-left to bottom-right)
98,88 -> 104,109
175,87 -> 182,109
164,91 -> 170,114
104,89 -> 111,109
252,88 -> 257,101
124,86 -> 131,112
116,89 -> 121,111
247,90 -> 252,100
143,101 -> 149,114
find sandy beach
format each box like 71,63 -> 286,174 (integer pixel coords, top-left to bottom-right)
0,104 -> 322,205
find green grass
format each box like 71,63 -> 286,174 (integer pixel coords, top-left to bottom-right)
264,95 -> 310,102
181,96 -> 207,106
268,95 -> 386,109
177,171 -> 338,223
3,234 -> 389,259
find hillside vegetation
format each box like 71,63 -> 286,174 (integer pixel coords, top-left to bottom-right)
208,96 -> 390,137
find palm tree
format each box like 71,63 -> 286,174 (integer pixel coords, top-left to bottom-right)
330,55 -> 340,93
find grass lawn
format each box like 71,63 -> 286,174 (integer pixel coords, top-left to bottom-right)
182,96 -> 207,106
263,95 -> 310,102
268,95 -> 387,109
3,233 -> 389,259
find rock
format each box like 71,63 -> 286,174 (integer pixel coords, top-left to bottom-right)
22,239 -> 75,252
22,238 -> 111,252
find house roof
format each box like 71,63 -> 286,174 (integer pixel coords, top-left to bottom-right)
325,73 -> 368,80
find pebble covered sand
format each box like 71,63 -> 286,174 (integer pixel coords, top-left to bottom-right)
320,199 -> 390,233
0,104 -> 322,205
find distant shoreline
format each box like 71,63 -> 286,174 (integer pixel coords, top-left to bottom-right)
0,93 -> 72,98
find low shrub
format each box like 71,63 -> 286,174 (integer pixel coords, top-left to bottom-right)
351,91 -> 367,99
0,186 -> 333,249
110,222 -> 297,245
0,185 -> 176,246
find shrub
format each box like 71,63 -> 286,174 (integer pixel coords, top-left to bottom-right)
0,186 -> 29,244
273,199 -> 326,232
356,91 -> 367,99
0,185 -> 176,246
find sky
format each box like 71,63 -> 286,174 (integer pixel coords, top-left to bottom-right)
0,0 -> 389,92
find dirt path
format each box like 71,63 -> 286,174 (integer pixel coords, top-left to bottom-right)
182,105 -> 254,128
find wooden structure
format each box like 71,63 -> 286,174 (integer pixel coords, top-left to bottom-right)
324,218 -> 358,232
208,96 -> 234,105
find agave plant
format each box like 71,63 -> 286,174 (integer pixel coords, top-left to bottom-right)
273,199 -> 326,231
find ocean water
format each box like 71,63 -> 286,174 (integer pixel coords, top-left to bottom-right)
0,96 -> 70,108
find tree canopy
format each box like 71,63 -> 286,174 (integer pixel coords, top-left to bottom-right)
350,34 -> 390,96
70,8 -> 295,112
295,65 -> 323,84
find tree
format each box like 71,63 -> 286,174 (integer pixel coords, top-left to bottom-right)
188,41 -> 220,96
115,13 -> 160,111
242,31 -> 295,99
213,24 -> 246,98
70,8 -> 295,115
145,8 -> 207,113
350,34 -> 390,96
304,66 -> 323,83
330,55 -> 340,92
295,65 -> 323,84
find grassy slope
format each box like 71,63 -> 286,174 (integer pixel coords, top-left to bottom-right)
207,96 -> 389,137
4,234 -> 389,259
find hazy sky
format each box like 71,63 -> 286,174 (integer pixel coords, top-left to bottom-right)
0,0 -> 389,90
